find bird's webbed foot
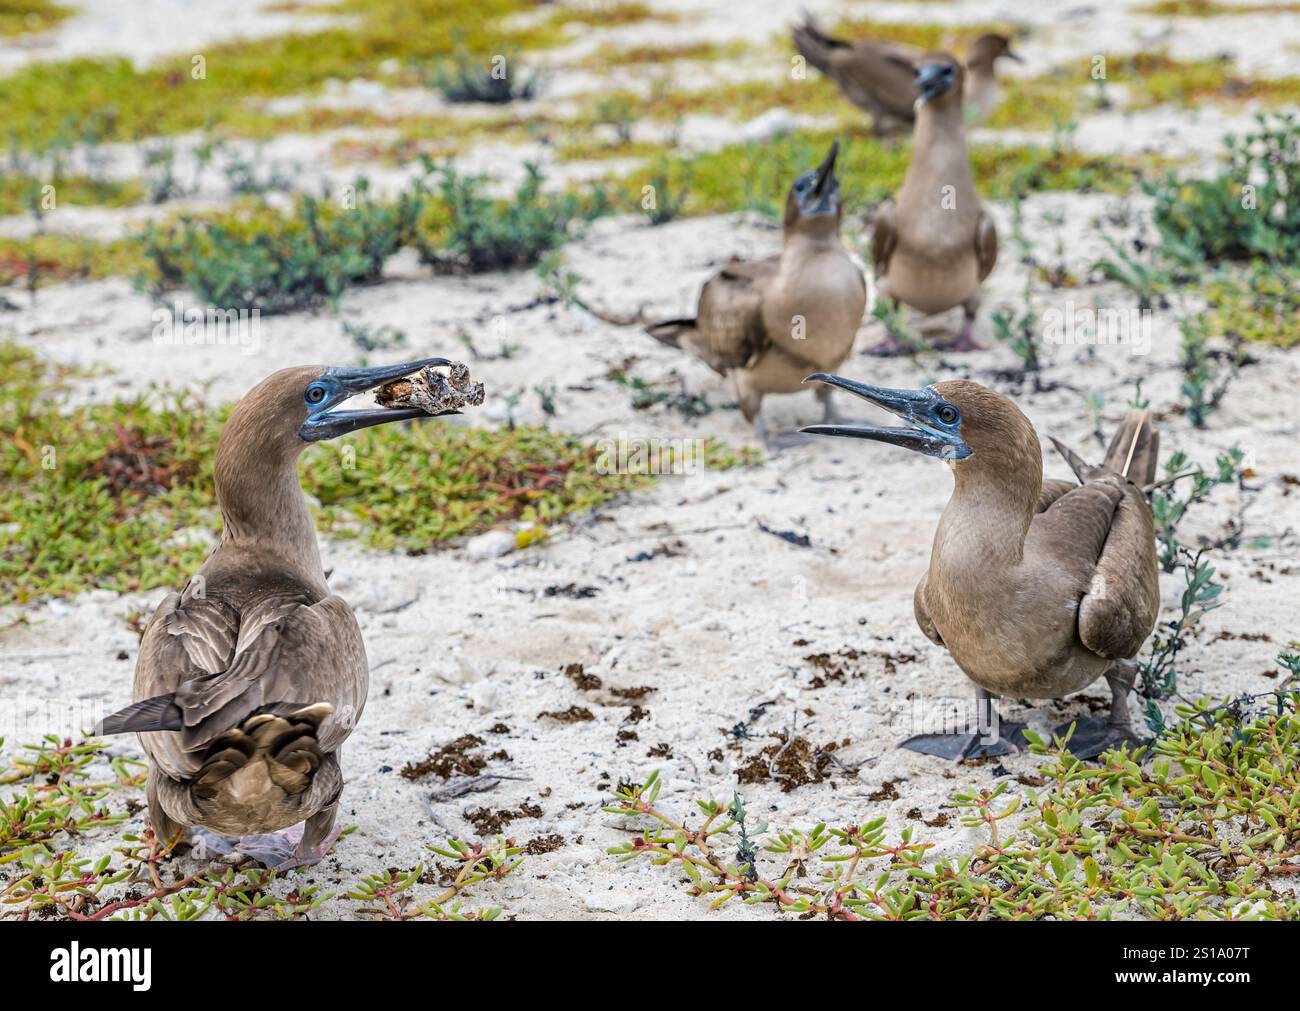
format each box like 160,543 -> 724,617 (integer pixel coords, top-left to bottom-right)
900,723 -> 1028,760
1058,663 -> 1149,760
187,822 -> 341,871
899,690 -> 1027,760
1057,718 -> 1147,760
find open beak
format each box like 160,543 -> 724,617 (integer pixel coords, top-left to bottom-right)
799,374 -> 971,460
801,140 -> 840,216
300,357 -> 455,442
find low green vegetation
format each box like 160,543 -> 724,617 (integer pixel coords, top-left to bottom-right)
1137,0 -> 1300,14
1108,52 -> 1300,109
304,422 -> 647,553
0,345 -> 757,604
983,74 -> 1083,131
134,163 -> 605,308
607,674 -> 1300,919
0,0 -> 586,148
0,345 -> 225,603
0,233 -> 141,288
1203,262 -> 1300,348
824,17 -> 1008,51
421,47 -> 540,104
612,129 -> 1162,221
1148,114 -> 1300,265
137,182 -> 426,313
416,161 -> 607,272
576,39 -> 748,70
1098,115 -> 1299,372
0,0 -> 69,37
0,735 -> 519,920
542,1 -> 665,29
0,174 -> 144,217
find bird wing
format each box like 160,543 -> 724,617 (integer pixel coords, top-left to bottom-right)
134,592 -> 366,779
793,20 -> 919,121
828,43 -> 921,120
870,199 -> 897,279
1034,414 -> 1161,662
690,256 -> 776,372
1077,484 -> 1160,660
913,573 -> 944,646
974,209 -> 998,283
1036,478 -> 1076,513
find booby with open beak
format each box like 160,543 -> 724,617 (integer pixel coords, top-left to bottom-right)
646,141 -> 867,448
803,375 -> 1160,760
97,358 -> 459,868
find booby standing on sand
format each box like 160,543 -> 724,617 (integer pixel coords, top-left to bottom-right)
869,52 -> 998,355
646,141 -> 867,447
802,375 -> 1160,760
793,16 -> 1021,134
97,358 -> 460,867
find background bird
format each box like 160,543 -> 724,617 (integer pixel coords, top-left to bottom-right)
868,52 -> 998,354
792,15 -> 1021,134
96,358 -> 461,867
646,141 -> 866,448
803,375 -> 1160,761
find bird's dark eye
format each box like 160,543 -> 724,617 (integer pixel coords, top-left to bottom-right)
306,385 -> 327,405
937,405 -> 959,425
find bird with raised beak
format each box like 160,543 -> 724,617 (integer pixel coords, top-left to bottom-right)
645,140 -> 867,448
96,358 -> 464,867
793,16 -> 1022,134
868,52 -> 998,355
803,375 -> 1160,760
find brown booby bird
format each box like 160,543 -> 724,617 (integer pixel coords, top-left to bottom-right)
646,141 -> 866,447
96,358 -> 459,867
793,17 -> 1021,133
802,375 -> 1160,760
868,52 -> 998,354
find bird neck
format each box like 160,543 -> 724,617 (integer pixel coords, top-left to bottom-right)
213,407 -> 326,585
783,221 -> 843,253
936,447 -> 1042,571
906,100 -> 973,196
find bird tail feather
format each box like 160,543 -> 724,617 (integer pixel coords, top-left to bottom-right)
793,15 -> 847,76
1050,409 -> 1159,489
644,318 -> 697,349
96,693 -> 183,735
1102,408 -> 1159,486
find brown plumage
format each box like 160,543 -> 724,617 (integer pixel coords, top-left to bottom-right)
869,52 -> 998,354
792,16 -> 1020,133
646,141 -> 866,444
803,376 -> 1160,759
98,357 -> 459,866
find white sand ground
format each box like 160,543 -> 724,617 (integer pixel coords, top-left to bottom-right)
1,0 -> 1298,919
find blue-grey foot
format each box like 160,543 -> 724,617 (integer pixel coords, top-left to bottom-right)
900,687 -> 1026,760
900,722 -> 1028,760
1058,717 -> 1147,760
187,823 -> 342,871
1059,663 -> 1147,760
